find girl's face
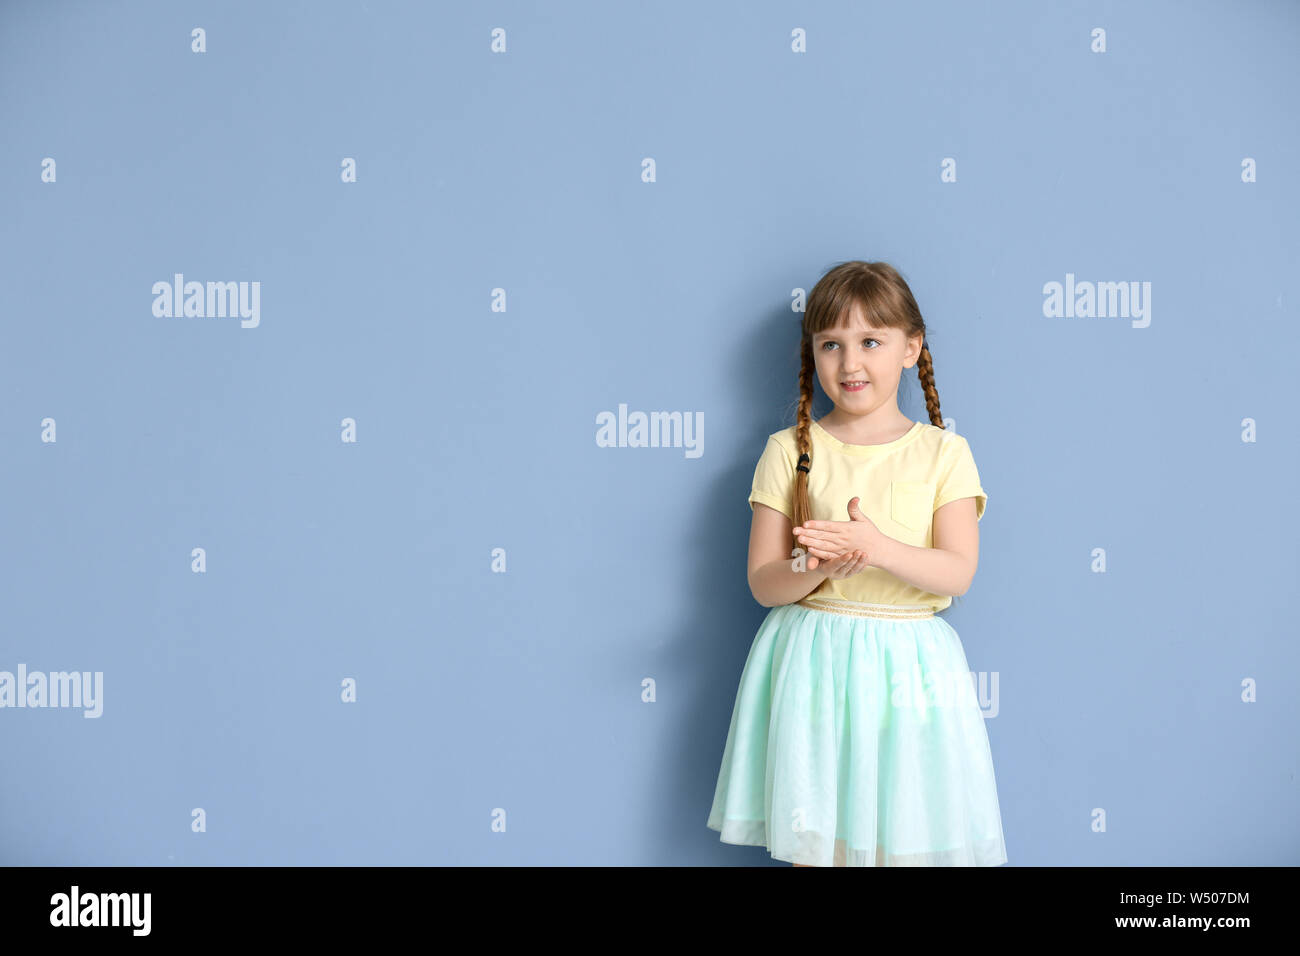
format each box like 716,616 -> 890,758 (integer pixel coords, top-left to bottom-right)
810,302 -> 922,417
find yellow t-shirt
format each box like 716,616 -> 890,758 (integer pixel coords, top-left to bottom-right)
748,419 -> 987,612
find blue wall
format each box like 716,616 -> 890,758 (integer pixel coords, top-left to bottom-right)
1,0 -> 1296,865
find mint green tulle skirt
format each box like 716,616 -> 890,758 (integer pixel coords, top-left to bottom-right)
707,596 -> 1007,866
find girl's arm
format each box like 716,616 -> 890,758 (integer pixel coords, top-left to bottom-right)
871,496 -> 981,597
747,503 -> 832,607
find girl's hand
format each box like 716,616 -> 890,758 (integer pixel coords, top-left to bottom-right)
794,497 -> 883,568
816,548 -> 871,580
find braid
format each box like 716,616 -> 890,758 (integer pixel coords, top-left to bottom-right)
917,337 -> 960,606
791,336 -> 815,541
916,340 -> 943,428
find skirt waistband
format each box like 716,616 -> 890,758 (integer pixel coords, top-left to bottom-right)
796,596 -> 935,620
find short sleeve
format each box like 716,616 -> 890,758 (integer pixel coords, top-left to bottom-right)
934,432 -> 987,521
748,436 -> 795,521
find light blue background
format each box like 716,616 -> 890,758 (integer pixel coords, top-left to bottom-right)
2,0 -> 1296,866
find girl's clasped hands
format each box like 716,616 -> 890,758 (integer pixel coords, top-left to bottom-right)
793,496 -> 884,578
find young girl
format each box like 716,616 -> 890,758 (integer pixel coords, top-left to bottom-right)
707,260 -> 1007,867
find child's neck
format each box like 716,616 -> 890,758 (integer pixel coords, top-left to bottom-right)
817,407 -> 914,445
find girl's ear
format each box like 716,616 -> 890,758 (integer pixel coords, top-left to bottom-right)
903,334 -> 923,368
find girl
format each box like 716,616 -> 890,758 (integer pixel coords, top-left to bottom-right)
706,260 -> 1007,867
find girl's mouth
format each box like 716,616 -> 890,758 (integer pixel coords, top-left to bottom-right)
841,381 -> 869,392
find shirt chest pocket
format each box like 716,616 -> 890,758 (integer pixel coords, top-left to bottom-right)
890,480 -> 936,532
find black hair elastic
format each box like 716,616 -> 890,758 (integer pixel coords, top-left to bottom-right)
796,453 -> 810,474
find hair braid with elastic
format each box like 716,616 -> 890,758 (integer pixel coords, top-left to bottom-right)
791,336 -> 816,541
